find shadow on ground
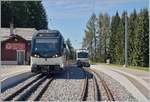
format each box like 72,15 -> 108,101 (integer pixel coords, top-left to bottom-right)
54,64 -> 93,79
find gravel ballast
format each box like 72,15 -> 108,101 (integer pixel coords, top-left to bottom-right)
1,65 -> 139,101
96,71 -> 138,101
41,66 -> 85,101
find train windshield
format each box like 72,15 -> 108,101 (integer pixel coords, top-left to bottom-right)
78,52 -> 88,58
34,38 -> 58,52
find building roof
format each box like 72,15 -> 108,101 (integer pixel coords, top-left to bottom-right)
0,28 -> 37,41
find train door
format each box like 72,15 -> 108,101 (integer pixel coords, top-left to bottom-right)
17,50 -> 25,65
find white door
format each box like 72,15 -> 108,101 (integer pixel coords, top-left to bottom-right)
17,50 -> 25,65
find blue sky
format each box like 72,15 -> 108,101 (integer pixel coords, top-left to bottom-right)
42,0 -> 148,49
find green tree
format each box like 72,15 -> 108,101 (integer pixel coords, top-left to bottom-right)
1,1 -> 48,30
97,13 -> 110,62
66,38 -> 75,60
83,9 -> 149,67
128,9 -> 137,65
1,1 -> 13,27
115,11 -> 126,64
82,13 -> 96,61
109,12 -> 120,63
133,8 -> 149,67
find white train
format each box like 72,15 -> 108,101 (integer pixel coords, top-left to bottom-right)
76,49 -> 90,67
31,29 -> 66,73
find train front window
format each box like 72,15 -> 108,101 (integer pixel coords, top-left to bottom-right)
34,38 -> 58,51
78,52 -> 88,58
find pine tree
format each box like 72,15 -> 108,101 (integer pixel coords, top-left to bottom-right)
82,13 -> 96,61
66,39 -> 75,60
1,1 -> 48,30
128,9 -> 137,66
1,1 -> 12,27
133,9 -> 149,67
109,12 -> 120,63
141,9 -> 149,67
97,13 -> 110,62
115,11 -> 126,64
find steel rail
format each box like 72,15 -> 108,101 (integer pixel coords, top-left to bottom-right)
84,67 -> 101,101
34,76 -> 54,101
3,74 -> 42,101
79,68 -> 88,101
15,75 -> 49,101
89,68 -> 115,101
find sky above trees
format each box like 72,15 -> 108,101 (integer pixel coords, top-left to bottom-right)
42,0 -> 148,49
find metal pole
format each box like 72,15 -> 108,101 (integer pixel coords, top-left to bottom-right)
92,0 -> 96,62
93,16 -> 96,62
91,41 -> 93,62
0,0 -> 1,65
0,0 -> 1,28
125,13 -> 128,68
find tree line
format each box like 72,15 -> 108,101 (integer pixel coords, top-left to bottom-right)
1,1 -> 48,30
82,8 -> 149,67
66,38 -> 75,60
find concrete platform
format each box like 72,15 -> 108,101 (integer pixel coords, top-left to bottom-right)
0,65 -> 31,81
0,65 -> 35,92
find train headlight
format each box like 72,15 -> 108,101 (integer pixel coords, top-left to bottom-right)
55,54 -> 58,57
53,54 -> 58,58
34,54 -> 40,58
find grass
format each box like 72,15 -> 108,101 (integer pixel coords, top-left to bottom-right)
92,62 -> 149,72
128,66 -> 149,72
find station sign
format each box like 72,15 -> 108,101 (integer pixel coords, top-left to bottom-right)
5,43 -> 25,50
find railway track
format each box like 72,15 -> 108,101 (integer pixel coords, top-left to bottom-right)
2,66 -> 114,101
3,74 -> 54,101
92,76 -> 101,101
79,68 -> 88,101
88,68 -> 115,101
80,68 -> 101,101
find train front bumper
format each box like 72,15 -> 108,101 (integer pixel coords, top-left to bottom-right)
77,60 -> 90,67
31,56 -> 64,68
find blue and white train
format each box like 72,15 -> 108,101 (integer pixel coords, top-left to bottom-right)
76,49 -> 90,67
31,29 -> 66,73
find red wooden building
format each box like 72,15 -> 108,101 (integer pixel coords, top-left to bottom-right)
0,28 -> 36,65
